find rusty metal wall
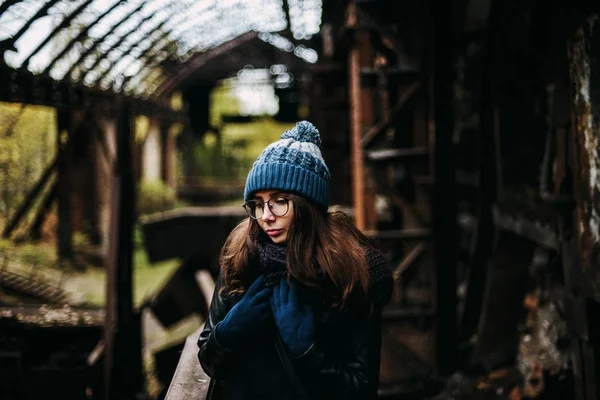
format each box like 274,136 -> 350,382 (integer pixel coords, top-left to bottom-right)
568,14 -> 600,302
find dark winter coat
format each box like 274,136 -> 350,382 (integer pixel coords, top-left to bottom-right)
197,247 -> 393,400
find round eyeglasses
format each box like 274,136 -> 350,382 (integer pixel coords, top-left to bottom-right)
243,197 -> 291,220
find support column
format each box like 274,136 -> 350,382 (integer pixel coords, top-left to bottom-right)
348,0 -> 366,230
432,0 -> 458,376
161,121 -> 177,191
143,118 -> 162,182
183,85 -> 212,179
56,108 -> 80,260
105,95 -> 143,400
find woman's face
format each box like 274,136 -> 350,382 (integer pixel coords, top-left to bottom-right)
252,190 -> 294,244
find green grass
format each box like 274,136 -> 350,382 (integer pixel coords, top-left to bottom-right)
58,247 -> 180,307
133,248 -> 180,307
0,235 -> 180,308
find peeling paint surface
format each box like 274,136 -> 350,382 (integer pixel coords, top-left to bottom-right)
568,15 -> 600,300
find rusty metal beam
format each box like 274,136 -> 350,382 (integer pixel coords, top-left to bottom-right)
45,0 -> 187,78
361,81 -> 421,148
85,0 -> 188,86
155,30 -> 259,98
79,11 -> 157,83
20,0 -> 95,69
114,7 -> 212,89
93,19 -> 170,86
127,25 -> 215,88
0,0 -> 61,54
566,14 -> 600,399
348,0 -> 366,230
64,2 -> 145,80
42,0 -> 124,76
568,14 -> 600,302
121,14 -> 217,89
393,242 -> 427,281
119,30 -> 175,87
122,5 -> 246,93
356,7 -> 404,56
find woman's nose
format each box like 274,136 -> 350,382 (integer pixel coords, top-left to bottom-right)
261,204 -> 275,221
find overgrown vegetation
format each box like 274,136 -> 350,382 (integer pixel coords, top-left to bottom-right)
195,81 -> 296,180
0,103 -> 57,230
137,179 -> 176,216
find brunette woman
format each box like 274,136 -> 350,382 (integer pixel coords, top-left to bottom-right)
198,121 -> 393,399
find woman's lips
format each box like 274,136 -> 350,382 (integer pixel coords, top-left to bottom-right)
266,229 -> 283,237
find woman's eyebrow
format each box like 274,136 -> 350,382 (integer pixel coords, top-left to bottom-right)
253,191 -> 281,201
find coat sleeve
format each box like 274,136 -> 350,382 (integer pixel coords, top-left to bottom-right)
197,271 -> 237,379
294,306 -> 384,400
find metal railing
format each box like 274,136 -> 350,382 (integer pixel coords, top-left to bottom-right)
165,269 -> 217,399
164,326 -> 216,400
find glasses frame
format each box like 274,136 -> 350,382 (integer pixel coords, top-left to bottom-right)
242,196 -> 291,220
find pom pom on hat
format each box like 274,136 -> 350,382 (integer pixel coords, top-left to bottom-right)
280,120 -> 321,147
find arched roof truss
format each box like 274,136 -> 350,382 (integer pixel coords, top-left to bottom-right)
0,0 -> 322,104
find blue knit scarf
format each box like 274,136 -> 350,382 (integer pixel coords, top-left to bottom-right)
256,240 -> 393,315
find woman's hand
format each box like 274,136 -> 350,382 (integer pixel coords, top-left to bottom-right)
271,277 -> 315,357
215,275 -> 272,351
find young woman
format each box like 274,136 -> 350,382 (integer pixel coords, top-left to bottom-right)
197,121 -> 393,400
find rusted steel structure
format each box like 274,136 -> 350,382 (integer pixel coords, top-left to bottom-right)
1,0 -> 600,399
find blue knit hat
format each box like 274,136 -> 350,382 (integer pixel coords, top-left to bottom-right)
244,120 -> 330,208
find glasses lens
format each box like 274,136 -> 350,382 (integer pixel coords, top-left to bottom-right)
245,201 -> 261,219
269,197 -> 289,217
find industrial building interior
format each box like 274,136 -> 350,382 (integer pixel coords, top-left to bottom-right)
0,0 -> 599,399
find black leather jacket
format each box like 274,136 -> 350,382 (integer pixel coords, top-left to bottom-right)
197,249 -> 393,400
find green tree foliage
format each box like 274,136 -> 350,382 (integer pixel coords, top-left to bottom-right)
199,81 -> 295,180
0,103 -> 57,227
137,179 -> 176,216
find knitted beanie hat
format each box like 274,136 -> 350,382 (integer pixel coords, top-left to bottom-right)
244,120 -> 330,208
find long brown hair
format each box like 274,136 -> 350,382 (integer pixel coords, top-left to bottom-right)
220,194 -> 372,310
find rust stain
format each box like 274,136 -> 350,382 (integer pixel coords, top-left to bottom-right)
568,14 -> 600,300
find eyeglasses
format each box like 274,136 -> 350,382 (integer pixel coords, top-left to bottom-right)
243,197 -> 291,220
